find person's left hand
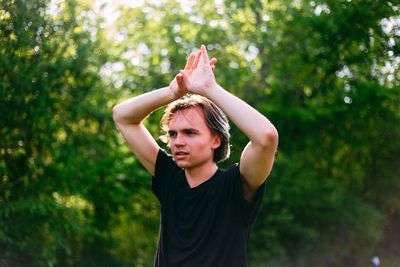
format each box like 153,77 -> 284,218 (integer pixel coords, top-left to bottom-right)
170,49 -> 217,98
180,45 -> 217,96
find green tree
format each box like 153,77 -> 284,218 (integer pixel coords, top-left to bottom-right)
1,0 -> 398,266
0,1 -> 155,266
112,0 -> 400,266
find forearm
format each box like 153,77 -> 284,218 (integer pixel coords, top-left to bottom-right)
113,86 -> 177,125
204,84 -> 278,147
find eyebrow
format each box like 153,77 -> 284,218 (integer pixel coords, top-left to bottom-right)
168,128 -> 200,134
183,128 -> 200,133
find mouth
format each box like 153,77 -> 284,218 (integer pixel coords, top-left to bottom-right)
174,151 -> 189,159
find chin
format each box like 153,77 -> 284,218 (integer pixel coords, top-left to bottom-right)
176,161 -> 189,168
175,159 -> 198,169
173,158 -> 186,167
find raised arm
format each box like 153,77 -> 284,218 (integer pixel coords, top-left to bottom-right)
113,87 -> 176,176
113,52 -> 217,176
181,45 -> 278,200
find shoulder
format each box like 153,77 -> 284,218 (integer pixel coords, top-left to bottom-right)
152,148 -> 182,186
222,163 -> 266,203
154,149 -> 178,176
152,148 -> 182,203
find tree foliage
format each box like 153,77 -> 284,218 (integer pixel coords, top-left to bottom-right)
1,0 -> 156,266
1,0 -> 399,266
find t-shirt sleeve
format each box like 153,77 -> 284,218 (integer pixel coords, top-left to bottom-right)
152,148 -> 178,204
227,163 -> 266,227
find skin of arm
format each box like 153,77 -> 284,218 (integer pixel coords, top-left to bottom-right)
181,45 -> 279,200
112,52 -> 217,176
113,87 -> 176,176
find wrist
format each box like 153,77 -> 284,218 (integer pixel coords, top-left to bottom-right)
201,82 -> 222,99
166,86 -> 182,101
169,87 -> 187,100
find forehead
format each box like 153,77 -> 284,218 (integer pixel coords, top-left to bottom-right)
168,107 -> 209,131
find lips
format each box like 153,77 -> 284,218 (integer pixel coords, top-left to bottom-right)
174,151 -> 189,156
174,151 -> 189,159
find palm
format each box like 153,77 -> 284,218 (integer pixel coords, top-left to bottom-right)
180,45 -> 217,96
185,63 -> 215,94
170,47 -> 217,98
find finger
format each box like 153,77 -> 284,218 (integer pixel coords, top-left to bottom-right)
209,57 -> 217,66
184,52 -> 195,70
180,70 -> 190,84
201,44 -> 210,64
176,73 -> 183,84
211,65 -> 216,72
192,50 -> 201,69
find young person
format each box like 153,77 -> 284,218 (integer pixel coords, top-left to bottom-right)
112,45 -> 278,267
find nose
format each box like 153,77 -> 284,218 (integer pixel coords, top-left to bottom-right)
173,133 -> 186,147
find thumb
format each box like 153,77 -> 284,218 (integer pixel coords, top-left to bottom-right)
176,72 -> 183,84
179,70 -> 189,84
178,71 -> 189,91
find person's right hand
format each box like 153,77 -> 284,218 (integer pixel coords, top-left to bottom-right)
169,51 -> 217,98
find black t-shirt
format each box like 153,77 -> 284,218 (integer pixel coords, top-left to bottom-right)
152,149 -> 265,267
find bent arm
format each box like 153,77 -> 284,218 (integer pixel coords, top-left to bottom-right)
204,85 -> 278,200
113,52 -> 217,176
112,87 -> 178,176
180,45 -> 278,200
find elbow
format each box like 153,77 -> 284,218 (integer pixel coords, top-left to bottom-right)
112,105 -> 141,125
112,105 -> 120,123
112,105 -> 125,124
259,126 -> 279,150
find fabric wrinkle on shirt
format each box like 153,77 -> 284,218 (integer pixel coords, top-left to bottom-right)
152,149 -> 265,267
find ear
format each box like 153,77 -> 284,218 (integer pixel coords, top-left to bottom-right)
211,135 -> 221,150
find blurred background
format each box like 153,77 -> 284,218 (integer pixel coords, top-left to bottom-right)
1,0 -> 399,266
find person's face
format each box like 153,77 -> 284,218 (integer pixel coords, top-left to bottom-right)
167,107 -> 221,169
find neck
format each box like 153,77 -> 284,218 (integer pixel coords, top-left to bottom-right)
184,161 -> 218,188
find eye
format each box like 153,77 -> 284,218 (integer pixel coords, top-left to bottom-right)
168,131 -> 177,138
